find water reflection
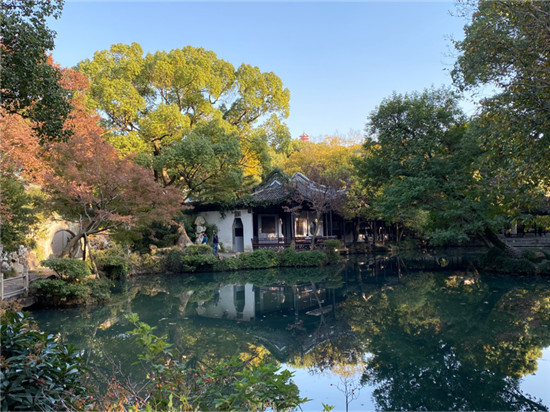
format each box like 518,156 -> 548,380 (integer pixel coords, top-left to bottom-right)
31,254 -> 550,411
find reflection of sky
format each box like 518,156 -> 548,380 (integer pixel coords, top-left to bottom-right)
521,346 -> 550,407
285,345 -> 550,411
281,366 -> 375,412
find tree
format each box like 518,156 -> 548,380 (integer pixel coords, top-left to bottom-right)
77,43 -> 291,198
359,88 -> 512,250
154,121 -> 243,202
0,0 -> 72,142
452,0 -> 550,211
44,127 -> 182,258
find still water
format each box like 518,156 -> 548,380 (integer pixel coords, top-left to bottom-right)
31,251 -> 550,411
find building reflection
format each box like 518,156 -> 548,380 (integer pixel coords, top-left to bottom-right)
195,283 -> 333,322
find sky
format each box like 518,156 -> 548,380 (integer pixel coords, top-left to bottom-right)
48,0 -> 470,142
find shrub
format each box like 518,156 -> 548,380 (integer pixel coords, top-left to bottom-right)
213,256 -> 242,271
0,301 -> 90,411
118,313 -> 308,411
323,239 -> 342,264
279,249 -> 329,267
165,248 -> 218,273
30,279 -> 91,305
538,261 -> 550,276
477,247 -> 536,275
95,247 -> 131,279
165,249 -> 186,273
185,244 -> 213,255
181,254 -> 218,272
85,277 -> 112,302
239,249 -> 278,269
523,249 -> 547,264
30,277 -> 111,306
40,258 -> 90,282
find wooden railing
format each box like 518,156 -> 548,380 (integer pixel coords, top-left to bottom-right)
1,269 -> 29,300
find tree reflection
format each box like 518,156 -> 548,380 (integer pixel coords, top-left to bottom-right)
340,272 -> 550,411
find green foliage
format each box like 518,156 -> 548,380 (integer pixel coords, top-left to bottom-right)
0,302 -> 89,411
165,249 -> 186,273
1,0 -> 72,142
0,175 -> 39,250
323,239 -> 342,264
212,256 -> 242,271
40,257 -> 90,282
129,220 -> 180,253
95,246 -> 131,279
164,248 -> 217,273
181,254 -> 218,272
185,244 -> 213,255
279,248 -> 329,267
476,248 -> 536,275
359,87 -> 507,246
78,42 -> 291,198
30,277 -> 111,306
239,249 -> 279,269
452,1 -> 550,216
538,261 -> 550,276
121,313 -> 307,411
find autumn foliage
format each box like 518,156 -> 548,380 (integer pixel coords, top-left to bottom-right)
1,65 -> 183,256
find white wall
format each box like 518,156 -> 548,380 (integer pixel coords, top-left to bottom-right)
199,209 -> 254,253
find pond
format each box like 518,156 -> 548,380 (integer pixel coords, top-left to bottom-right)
31,250 -> 550,411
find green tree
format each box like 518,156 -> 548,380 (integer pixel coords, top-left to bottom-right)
0,174 -> 39,250
452,0 -> 550,211
0,0 -> 71,142
77,43 -> 291,199
359,88 -> 509,249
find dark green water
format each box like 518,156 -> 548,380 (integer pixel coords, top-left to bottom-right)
31,251 -> 550,411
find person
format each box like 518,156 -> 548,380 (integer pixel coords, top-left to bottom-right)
212,231 -> 219,255
201,233 -> 208,244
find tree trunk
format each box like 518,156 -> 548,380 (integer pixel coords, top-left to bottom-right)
175,223 -> 193,249
83,233 -> 99,275
480,228 -> 523,258
60,231 -> 85,258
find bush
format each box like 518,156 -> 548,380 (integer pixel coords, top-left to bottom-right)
239,249 -> 278,269
95,247 -> 131,279
185,244 -> 213,255
477,247 -> 536,275
118,313 -> 308,411
30,277 -> 111,306
213,256 -> 242,271
165,248 -> 218,273
279,249 -> 329,267
538,261 -> 550,276
41,258 -> 90,282
181,254 -> 218,272
30,279 -> 90,305
323,239 -> 342,264
165,249 -> 186,273
0,302 -> 90,411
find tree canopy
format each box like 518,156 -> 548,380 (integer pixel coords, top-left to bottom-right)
358,88 -> 508,246
76,43 -> 291,201
0,0 -> 72,142
452,0 -> 550,210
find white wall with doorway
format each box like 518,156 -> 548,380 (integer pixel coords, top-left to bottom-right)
198,209 -> 253,253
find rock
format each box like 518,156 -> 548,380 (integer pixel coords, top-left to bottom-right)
18,245 -> 27,258
8,251 -> 19,263
11,262 -> 25,276
26,250 -> 40,270
194,216 -> 206,225
1,261 -> 11,273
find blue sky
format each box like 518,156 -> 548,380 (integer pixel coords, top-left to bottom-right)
49,1 -> 469,142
